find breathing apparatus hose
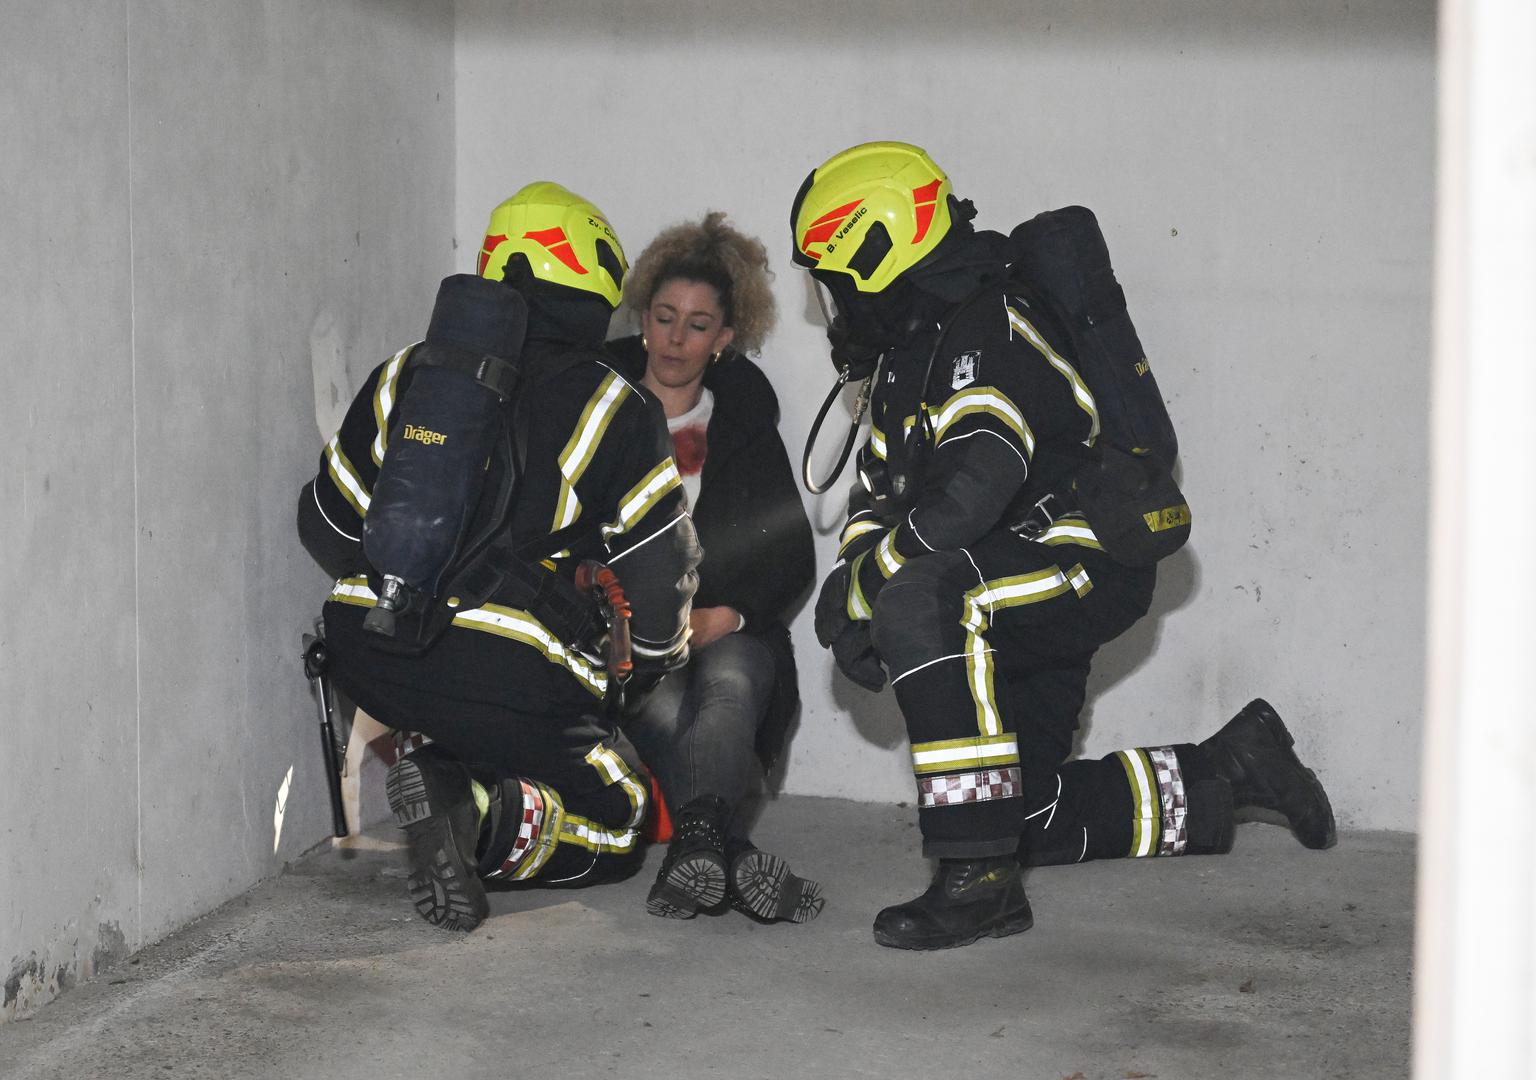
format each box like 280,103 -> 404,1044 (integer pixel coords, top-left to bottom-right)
801,367 -> 875,495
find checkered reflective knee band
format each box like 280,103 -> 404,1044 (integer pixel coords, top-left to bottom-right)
1115,746 -> 1188,857
486,779 -> 564,882
918,766 -> 1023,807
911,735 -> 1023,808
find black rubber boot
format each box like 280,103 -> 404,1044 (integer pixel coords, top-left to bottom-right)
385,745 -> 489,931
726,838 -> 825,924
873,856 -> 1033,951
1199,698 -> 1337,850
646,795 -> 730,919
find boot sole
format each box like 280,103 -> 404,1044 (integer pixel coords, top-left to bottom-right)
873,906 -> 1034,951
387,757 -> 488,932
1244,700 -> 1338,850
645,851 -> 727,919
732,850 -> 825,924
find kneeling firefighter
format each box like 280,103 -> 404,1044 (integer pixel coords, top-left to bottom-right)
298,182 -> 700,931
792,141 -> 1336,951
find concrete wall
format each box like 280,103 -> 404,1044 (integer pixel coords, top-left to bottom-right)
456,0 -> 1435,831
0,0 -> 454,1020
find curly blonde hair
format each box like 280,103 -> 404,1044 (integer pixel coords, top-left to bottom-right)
625,211 -> 777,355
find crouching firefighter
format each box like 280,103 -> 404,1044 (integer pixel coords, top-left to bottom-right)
297,182 -> 700,931
791,142 -> 1337,951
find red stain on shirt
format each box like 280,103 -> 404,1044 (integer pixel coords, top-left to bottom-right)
672,423 -> 709,476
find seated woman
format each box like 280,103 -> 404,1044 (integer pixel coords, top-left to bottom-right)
608,212 -> 822,924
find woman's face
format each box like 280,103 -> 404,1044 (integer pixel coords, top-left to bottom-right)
640,277 -> 736,392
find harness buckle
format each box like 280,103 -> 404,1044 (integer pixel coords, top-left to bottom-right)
1009,492 -> 1066,540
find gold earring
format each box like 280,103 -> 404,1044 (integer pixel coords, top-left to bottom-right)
710,350 -> 722,365
642,335 -> 650,350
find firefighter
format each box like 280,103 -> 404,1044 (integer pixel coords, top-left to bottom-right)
791,142 -> 1335,950
298,182 -> 700,931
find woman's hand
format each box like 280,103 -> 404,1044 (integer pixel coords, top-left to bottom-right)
689,606 -> 742,650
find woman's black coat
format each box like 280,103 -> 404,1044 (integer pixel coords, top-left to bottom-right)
608,335 -> 816,766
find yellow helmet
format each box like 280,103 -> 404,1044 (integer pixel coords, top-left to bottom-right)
790,141 -> 954,294
477,181 -> 628,308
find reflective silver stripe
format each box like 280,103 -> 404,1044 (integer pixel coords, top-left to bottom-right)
327,578 -> 607,696
370,346 -> 412,467
325,435 -> 370,515
1007,307 -> 1100,444
846,551 -> 873,621
1117,749 -> 1159,858
910,735 -> 1020,775
558,813 -> 639,854
869,426 -> 887,460
928,389 -> 1033,456
555,371 -> 631,530
1035,519 -> 1103,550
875,530 -> 905,577
585,745 -> 647,828
602,459 -> 682,541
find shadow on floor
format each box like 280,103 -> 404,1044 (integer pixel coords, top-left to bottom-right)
0,796 -> 1414,1080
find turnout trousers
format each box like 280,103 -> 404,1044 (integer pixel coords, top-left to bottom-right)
322,594 -> 650,885
868,529 -> 1229,863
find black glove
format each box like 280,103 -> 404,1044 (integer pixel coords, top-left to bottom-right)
830,621 -> 887,692
814,561 -> 854,648
815,562 -> 887,692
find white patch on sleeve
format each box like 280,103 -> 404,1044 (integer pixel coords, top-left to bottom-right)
951,349 -> 980,389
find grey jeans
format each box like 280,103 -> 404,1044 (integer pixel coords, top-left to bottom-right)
622,632 -> 776,822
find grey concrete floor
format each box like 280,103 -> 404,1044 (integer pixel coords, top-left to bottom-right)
0,796 -> 1413,1080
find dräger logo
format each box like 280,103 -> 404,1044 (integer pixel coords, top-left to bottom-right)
1143,504 -> 1190,532
403,425 -> 447,446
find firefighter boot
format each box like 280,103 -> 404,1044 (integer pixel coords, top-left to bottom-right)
873,855 -> 1033,950
726,838 -> 825,924
385,744 -> 489,931
646,795 -> 730,918
1200,698 -> 1337,850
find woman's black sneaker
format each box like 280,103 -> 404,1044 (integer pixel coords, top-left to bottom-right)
728,840 -> 825,924
646,795 -> 730,918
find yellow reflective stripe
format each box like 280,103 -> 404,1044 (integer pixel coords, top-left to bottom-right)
840,518 -> 884,552
554,371 -> 632,530
329,576 -> 374,606
557,812 -> 639,855
910,735 -> 1020,775
602,458 -> 682,541
453,604 -> 607,696
370,346 -> 412,467
325,436 -> 370,516
927,390 -> 1035,458
1036,517 -> 1104,550
875,530 -> 905,578
869,425 -> 887,461
326,578 -> 607,697
1116,749 -> 1161,858
967,567 -> 1075,620
846,551 -> 873,621
1067,562 -> 1093,598
1007,307 -> 1099,445
585,745 -> 647,829
957,566 -> 1080,739
964,622 -> 1001,737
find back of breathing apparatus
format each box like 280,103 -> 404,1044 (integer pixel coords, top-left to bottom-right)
793,141 -> 1190,566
